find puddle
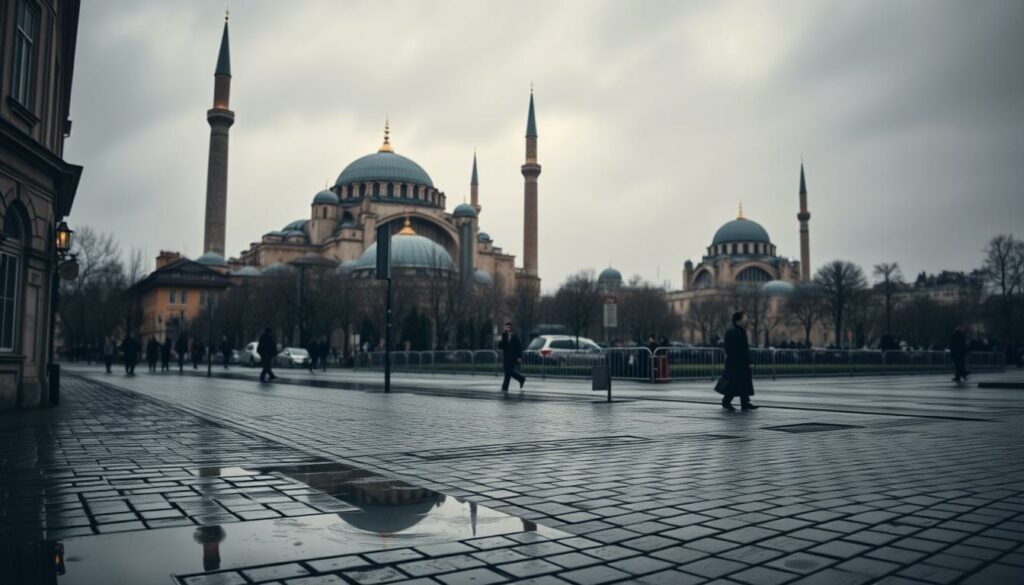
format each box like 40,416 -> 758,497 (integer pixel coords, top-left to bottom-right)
9,462 -> 562,585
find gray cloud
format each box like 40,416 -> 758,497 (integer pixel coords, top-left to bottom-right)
65,0 -> 1024,290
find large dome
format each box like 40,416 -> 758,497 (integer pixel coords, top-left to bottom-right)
335,151 -> 433,189
712,218 -> 771,245
353,233 -> 454,273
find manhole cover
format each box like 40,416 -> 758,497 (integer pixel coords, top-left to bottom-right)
764,423 -> 860,433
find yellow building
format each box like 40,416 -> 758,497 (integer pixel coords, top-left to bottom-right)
132,252 -> 230,343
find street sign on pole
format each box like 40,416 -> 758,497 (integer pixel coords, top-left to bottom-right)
603,296 -> 618,329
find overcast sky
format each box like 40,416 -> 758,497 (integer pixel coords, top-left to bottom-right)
66,0 -> 1024,291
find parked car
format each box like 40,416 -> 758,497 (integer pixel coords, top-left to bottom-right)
230,349 -> 244,364
241,342 -> 260,366
275,347 -> 311,368
525,335 -> 604,364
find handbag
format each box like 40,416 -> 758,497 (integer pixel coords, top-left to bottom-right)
714,375 -> 727,395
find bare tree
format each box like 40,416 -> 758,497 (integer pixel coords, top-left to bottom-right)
618,280 -> 679,344
873,262 -> 903,333
731,284 -> 772,348
785,283 -> 824,346
553,270 -> 602,342
508,280 -> 540,338
814,260 -> 868,348
685,295 -> 730,345
982,234 -> 1024,341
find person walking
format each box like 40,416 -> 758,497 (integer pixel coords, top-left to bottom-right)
949,327 -> 969,382
121,335 -> 140,376
257,328 -> 277,383
498,321 -> 526,392
102,336 -> 115,374
175,335 -> 189,374
718,311 -> 757,410
219,336 -> 231,369
146,337 -> 160,372
319,338 -> 330,371
160,337 -> 172,372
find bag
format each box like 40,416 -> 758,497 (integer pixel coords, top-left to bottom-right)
714,375 -> 727,395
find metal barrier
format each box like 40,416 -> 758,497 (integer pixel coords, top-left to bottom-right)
353,348 -> 1005,380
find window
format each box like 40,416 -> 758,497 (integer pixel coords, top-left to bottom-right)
1,206 -> 29,351
200,290 -> 208,306
169,290 -> 176,304
180,290 -> 188,304
736,266 -> 772,283
550,340 -> 575,350
13,0 -> 40,107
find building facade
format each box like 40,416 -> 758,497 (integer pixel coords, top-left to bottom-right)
133,252 -> 231,343
0,0 -> 82,409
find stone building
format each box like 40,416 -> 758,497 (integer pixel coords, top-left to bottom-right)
132,252 -> 231,343
0,0 -> 82,409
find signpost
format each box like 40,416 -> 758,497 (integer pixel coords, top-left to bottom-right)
603,296 -> 618,329
376,225 -> 392,393
594,295 -> 618,402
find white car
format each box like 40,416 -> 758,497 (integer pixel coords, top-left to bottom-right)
525,335 -> 604,364
242,341 -> 260,366
275,347 -> 311,368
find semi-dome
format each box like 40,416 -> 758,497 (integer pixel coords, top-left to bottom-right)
598,267 -> 623,283
232,266 -> 261,277
477,232 -> 491,242
762,280 -> 795,296
472,270 -> 493,287
312,189 -> 339,205
283,219 -> 309,231
335,151 -> 433,189
352,227 -> 454,273
196,251 -> 227,267
452,203 -> 477,219
262,262 -> 294,276
336,260 -> 357,275
712,217 -> 770,245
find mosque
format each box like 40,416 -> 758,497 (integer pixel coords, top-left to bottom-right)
195,17 -> 542,294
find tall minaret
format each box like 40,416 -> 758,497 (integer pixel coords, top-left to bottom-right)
203,14 -> 235,257
797,162 -> 811,281
521,89 -> 541,278
470,151 -> 480,213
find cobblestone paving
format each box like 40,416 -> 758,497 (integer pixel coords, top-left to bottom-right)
8,368 -> 1024,584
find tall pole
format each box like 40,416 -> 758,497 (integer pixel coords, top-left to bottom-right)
384,277 -> 392,393
206,299 -> 213,377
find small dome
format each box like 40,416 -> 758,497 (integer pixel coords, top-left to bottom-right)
232,266 -> 261,277
712,218 -> 771,245
283,219 -> 309,231
196,251 -> 226,267
452,203 -> 477,219
312,190 -> 339,205
262,262 -> 294,276
335,151 -> 433,188
352,234 -> 454,273
599,267 -> 623,283
472,270 -> 493,287
477,232 -> 491,242
762,280 -> 796,296
336,260 -> 358,275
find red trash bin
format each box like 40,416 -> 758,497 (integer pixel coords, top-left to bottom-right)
654,355 -> 671,382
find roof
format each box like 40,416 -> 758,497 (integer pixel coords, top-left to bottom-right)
312,189 -> 339,205
712,218 -> 771,245
232,266 -> 261,277
477,232 -> 491,242
335,151 -> 433,188
130,258 -> 230,294
599,267 -> 623,282
452,203 -> 477,218
526,92 -> 537,137
215,21 -> 231,77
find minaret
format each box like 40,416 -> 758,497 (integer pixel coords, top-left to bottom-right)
797,162 -> 811,281
470,150 -> 480,213
521,89 -> 541,279
203,14 -> 235,257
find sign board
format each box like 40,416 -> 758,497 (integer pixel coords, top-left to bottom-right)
375,225 -> 391,280
603,302 -> 618,329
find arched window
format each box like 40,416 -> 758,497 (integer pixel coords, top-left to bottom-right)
1,204 -> 30,351
373,183 -> 380,196
736,266 -> 773,284
693,271 -> 714,289
387,183 -> 394,197
742,243 -> 749,254
359,184 -> 366,197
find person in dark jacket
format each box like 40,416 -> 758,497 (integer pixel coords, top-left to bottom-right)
160,337 -> 172,372
305,339 -> 317,373
719,311 -> 757,410
121,335 -> 140,376
175,335 -> 189,374
102,336 -> 115,373
949,327 -> 969,382
219,336 -> 231,369
145,338 -> 160,372
257,328 -> 277,383
498,322 -> 526,392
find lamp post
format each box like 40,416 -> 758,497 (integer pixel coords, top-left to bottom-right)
48,221 -> 76,406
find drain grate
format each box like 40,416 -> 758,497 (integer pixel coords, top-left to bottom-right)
407,436 -> 651,461
764,423 -> 861,433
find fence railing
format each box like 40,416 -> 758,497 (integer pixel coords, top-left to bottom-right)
351,348 -> 1005,381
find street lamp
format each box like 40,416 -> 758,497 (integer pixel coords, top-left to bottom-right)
55,221 -> 74,257
48,220 -> 78,406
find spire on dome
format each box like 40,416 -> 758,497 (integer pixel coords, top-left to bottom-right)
379,116 -> 394,153
526,87 -> 537,138
215,17 -> 231,77
471,151 -> 479,186
398,215 -> 416,235
737,201 -> 745,220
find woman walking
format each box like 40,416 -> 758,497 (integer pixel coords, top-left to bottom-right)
718,311 -> 758,411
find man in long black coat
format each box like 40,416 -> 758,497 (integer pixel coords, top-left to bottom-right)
498,322 -> 526,392
257,328 -> 278,383
174,335 -> 189,374
949,327 -> 969,382
160,337 -> 172,372
719,311 -> 757,410
145,338 -> 160,372
121,335 -> 140,376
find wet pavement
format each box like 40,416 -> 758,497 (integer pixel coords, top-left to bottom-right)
1,367 -> 1023,584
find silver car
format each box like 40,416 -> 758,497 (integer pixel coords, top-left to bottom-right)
274,347 -> 311,368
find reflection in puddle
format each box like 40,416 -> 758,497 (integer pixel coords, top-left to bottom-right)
12,461 -> 562,585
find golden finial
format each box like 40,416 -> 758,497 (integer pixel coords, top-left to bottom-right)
398,214 -> 416,235
737,201 -> 745,220
378,116 -> 393,153
225,8 -> 229,22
